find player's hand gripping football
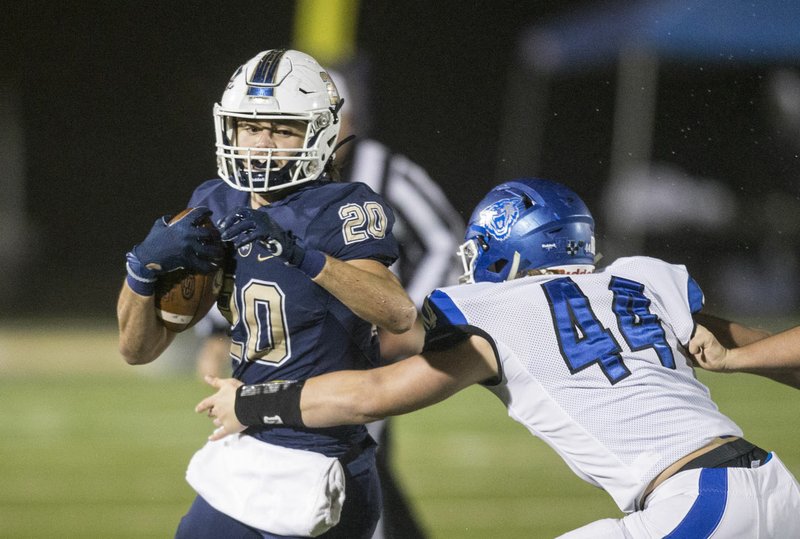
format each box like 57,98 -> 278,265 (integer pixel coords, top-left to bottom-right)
218,207 -> 306,265
128,207 -> 224,280
688,324 -> 731,372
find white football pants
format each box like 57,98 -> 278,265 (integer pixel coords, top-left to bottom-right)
558,453 -> 800,538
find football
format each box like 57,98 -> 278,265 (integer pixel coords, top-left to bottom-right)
154,209 -> 224,332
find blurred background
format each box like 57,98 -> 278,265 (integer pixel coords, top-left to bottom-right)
1,0 -> 799,537
2,0 -> 800,318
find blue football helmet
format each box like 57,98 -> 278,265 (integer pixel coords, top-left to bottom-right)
458,178 -> 596,283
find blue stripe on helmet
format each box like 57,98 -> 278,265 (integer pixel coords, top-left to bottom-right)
246,87 -> 274,97
247,49 -> 286,97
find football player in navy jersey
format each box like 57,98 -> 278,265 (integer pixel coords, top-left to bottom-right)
117,49 -> 416,539
191,65 -> 462,539
197,178 -> 800,537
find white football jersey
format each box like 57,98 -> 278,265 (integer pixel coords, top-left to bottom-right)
423,256 -> 742,513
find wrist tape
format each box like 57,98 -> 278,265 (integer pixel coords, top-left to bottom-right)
125,251 -> 157,296
235,380 -> 306,428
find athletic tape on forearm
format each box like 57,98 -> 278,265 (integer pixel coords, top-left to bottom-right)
235,380 -> 306,428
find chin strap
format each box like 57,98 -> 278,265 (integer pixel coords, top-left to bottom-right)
266,161 -> 296,189
332,134 -> 356,155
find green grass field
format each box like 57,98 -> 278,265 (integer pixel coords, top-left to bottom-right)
1,321 -> 798,538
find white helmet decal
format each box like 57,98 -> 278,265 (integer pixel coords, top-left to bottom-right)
479,198 -> 522,240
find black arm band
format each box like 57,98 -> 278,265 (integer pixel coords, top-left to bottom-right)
234,380 -> 306,428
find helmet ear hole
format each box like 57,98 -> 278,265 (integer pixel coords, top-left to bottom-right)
488,259 -> 509,273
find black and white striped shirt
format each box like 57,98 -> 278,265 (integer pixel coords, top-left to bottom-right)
344,138 -> 464,307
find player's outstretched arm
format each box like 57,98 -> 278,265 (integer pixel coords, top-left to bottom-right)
197,334 -> 499,439
298,334 -> 497,426
690,323 -> 800,389
693,312 -> 771,348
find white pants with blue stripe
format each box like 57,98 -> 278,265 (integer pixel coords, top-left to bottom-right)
558,453 -> 800,538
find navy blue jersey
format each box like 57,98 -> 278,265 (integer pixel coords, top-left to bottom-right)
188,177 -> 399,454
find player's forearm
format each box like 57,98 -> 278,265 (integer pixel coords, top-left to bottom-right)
312,256 -> 417,333
694,313 -> 771,348
228,372 -> 385,431
232,356 -> 458,429
300,371 -> 386,427
726,326 -> 800,386
300,345 -> 489,427
228,342 -> 495,432
378,318 -> 425,362
117,281 -> 175,364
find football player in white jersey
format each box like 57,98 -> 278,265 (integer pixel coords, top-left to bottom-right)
197,178 -> 800,537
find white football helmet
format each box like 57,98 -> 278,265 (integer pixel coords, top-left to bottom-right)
214,49 -> 342,192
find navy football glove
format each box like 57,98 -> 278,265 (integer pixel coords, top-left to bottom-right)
218,207 -> 305,264
126,207 -> 224,295
218,207 -> 325,277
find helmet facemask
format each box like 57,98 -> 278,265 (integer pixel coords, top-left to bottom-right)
215,109 -> 336,192
457,238 -> 479,284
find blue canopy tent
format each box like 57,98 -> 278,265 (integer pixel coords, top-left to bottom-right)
517,0 -> 800,72
497,0 -> 800,256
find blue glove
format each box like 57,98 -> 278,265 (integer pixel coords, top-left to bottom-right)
218,207 -> 326,277
126,207 -> 224,295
